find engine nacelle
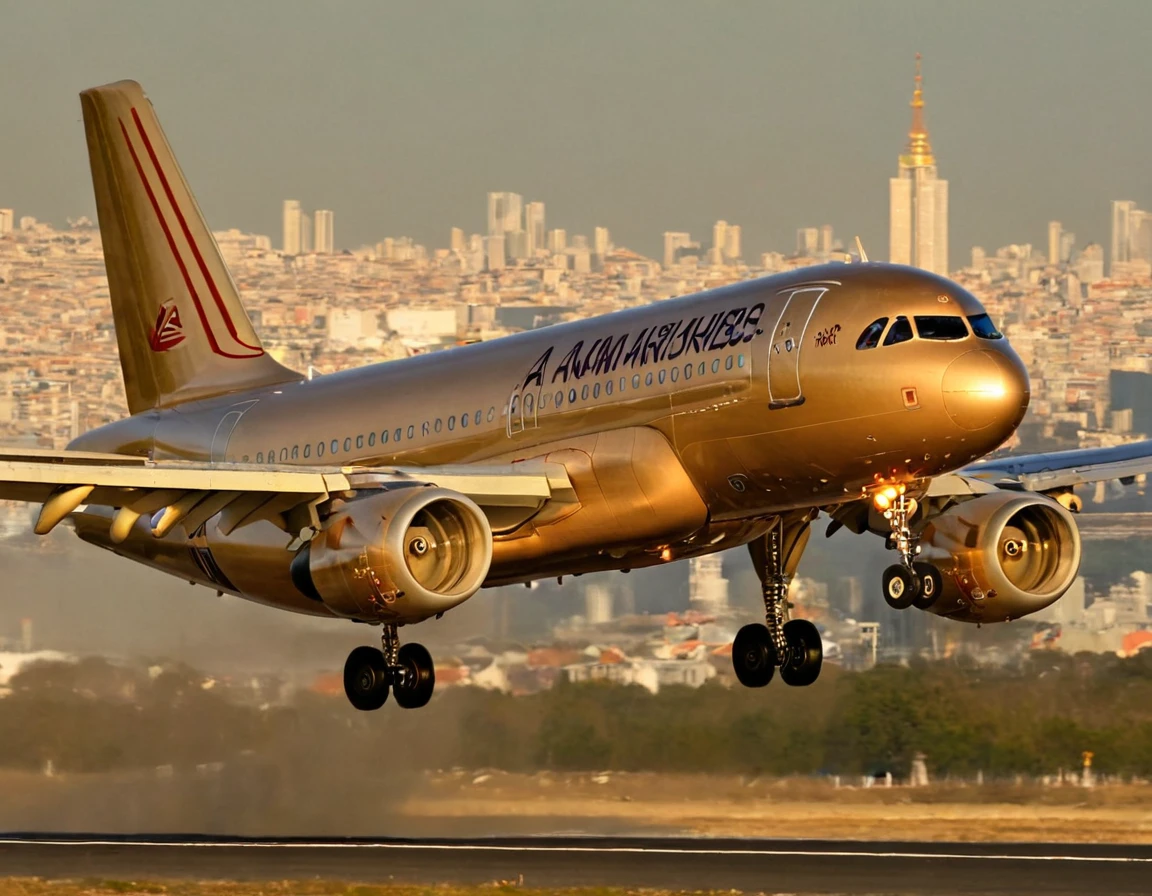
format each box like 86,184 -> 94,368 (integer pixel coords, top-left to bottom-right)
291,486 -> 493,624
918,491 -> 1081,623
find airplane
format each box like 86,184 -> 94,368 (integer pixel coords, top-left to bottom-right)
3,80 -> 1151,711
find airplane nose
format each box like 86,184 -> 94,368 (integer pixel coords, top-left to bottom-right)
941,350 -> 1030,431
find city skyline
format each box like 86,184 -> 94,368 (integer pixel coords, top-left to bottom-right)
2,2 -> 1151,262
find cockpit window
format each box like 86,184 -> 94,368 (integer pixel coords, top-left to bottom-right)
914,315 -> 969,340
856,317 -> 888,350
883,315 -> 914,346
968,313 -> 1003,339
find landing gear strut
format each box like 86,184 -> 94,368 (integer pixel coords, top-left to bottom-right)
732,515 -> 824,688
877,486 -> 942,611
342,624 -> 436,711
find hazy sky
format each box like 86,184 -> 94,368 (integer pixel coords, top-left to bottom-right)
3,1 -> 1151,261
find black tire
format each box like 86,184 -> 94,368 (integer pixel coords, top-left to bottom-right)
732,623 -> 775,688
344,645 -> 390,711
883,564 -> 919,610
912,562 -> 943,610
393,642 -> 436,709
780,618 -> 823,687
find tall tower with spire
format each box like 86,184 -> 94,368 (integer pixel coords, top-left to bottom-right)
889,54 -> 949,275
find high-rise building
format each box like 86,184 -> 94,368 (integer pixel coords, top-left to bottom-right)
724,224 -> 742,261
713,221 -> 728,259
593,226 -> 610,258
506,229 -> 529,261
796,227 -> 819,257
299,211 -> 313,254
314,209 -> 334,254
449,227 -> 465,253
0,208 -> 13,236
1111,200 -> 1136,271
546,228 -> 567,254
485,234 -> 506,272
819,224 -> 834,260
889,55 -> 949,275
1077,243 -> 1105,283
282,200 -> 302,255
1048,220 -> 1063,266
1060,231 -> 1077,266
664,231 -> 693,267
689,554 -> 729,613
487,192 -> 522,237
525,201 -> 546,255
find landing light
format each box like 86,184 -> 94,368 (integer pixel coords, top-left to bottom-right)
872,485 -> 902,512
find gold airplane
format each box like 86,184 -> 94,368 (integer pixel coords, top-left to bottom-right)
2,81 -> 1149,710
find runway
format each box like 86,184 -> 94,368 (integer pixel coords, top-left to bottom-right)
3,836 -> 1152,894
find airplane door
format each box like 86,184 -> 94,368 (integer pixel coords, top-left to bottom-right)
211,400 -> 257,461
505,382 -> 541,437
767,287 -> 826,409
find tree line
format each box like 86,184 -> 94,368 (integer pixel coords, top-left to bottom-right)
2,651 -> 1151,779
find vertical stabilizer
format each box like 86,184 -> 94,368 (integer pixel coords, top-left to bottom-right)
80,80 -> 300,414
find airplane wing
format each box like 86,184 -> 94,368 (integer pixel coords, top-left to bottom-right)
958,439 -> 1152,493
0,448 -> 575,544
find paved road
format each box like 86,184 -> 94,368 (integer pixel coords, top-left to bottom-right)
2,835 -> 1151,894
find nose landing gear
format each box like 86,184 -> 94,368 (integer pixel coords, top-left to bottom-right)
342,624 -> 436,711
876,486 -> 942,611
732,514 -> 824,689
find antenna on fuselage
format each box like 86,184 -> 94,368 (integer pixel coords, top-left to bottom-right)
854,236 -> 869,263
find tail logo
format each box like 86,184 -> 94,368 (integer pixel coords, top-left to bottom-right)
149,300 -> 186,352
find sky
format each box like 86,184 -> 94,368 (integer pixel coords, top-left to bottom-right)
2,0 -> 1151,261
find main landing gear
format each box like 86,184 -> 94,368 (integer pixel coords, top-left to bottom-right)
876,486 -> 942,612
732,515 -> 824,689
343,624 -> 436,711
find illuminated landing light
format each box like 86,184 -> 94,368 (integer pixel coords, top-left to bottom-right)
660,547 -> 674,562
872,485 -> 904,512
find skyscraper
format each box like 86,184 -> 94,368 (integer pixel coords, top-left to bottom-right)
314,209 -> 334,254
664,231 -> 692,267
593,226 -> 610,258
0,208 -> 13,236
282,200 -> 302,255
525,201 -> 546,256
299,211 -> 313,254
1048,220 -> 1063,266
487,192 -> 522,237
1111,200 -> 1136,271
724,224 -> 741,261
889,55 -> 949,275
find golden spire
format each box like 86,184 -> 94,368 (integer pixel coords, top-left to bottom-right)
901,52 -> 935,167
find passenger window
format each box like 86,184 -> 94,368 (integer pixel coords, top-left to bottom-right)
343,438 -> 351,452
581,385 -> 589,400
331,439 -> 339,454
737,354 -> 745,368
356,435 -> 364,449
593,382 -> 601,398
460,413 -> 468,428
915,316 -> 969,340
368,432 -> 375,447
645,372 -> 653,386
394,428 -> 402,442
291,445 -> 299,460
569,388 -> 577,404
883,316 -> 914,346
407,424 -> 415,439
856,318 -> 888,350
725,355 -> 734,370
670,367 -> 678,383
317,443 -> 325,457
380,430 -> 388,444
698,361 -> 706,376
620,377 -> 627,391
256,452 -> 264,463
434,418 -> 443,433
422,422 -> 430,437
280,448 -> 288,462
606,379 -> 614,395
658,369 -> 666,384
304,444 -> 311,459
555,390 -> 564,407
476,409 -> 483,425
684,363 -> 692,380
968,313 -> 1003,339
487,407 -> 495,422
448,416 -> 455,431
712,359 -> 720,373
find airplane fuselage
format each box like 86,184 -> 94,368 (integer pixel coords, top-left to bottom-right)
70,262 -> 1029,617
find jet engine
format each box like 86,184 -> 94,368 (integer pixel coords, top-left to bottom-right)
290,486 -> 493,624
917,491 -> 1081,623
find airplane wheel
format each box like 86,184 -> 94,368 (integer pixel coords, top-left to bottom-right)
882,564 -> 919,610
344,646 -> 390,711
912,562 -> 943,610
392,643 -> 436,709
780,619 -> 823,687
732,623 -> 775,688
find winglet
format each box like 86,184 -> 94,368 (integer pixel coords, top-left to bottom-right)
854,236 -> 869,263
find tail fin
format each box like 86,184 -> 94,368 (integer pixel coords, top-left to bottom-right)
80,80 -> 300,414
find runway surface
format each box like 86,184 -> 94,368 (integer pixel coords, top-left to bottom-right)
2,835 -> 1151,894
